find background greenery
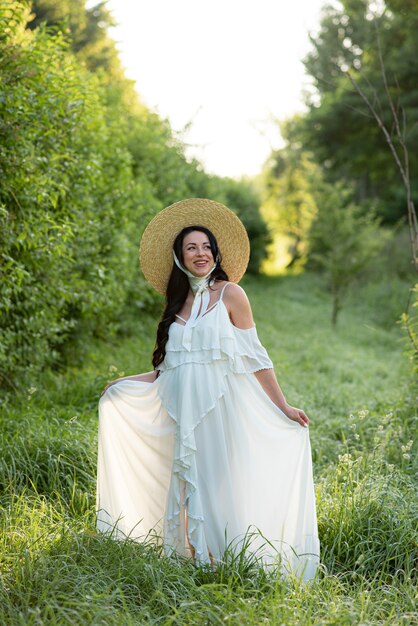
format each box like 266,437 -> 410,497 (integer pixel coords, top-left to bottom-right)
0,0 -> 417,623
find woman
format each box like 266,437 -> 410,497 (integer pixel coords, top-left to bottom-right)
97,198 -> 320,581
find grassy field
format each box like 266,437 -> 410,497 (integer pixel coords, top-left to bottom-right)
1,272 -> 416,625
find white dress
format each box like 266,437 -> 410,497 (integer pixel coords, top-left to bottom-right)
96,283 -> 320,581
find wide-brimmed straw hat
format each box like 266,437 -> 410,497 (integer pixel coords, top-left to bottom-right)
139,198 -> 250,294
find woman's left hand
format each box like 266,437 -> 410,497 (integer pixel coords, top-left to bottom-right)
282,404 -> 310,427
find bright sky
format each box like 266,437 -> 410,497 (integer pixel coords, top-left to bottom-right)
105,0 -> 327,178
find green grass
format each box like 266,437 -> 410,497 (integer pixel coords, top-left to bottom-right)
1,272 -> 417,625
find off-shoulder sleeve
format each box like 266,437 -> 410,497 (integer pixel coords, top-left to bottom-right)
230,325 -> 274,373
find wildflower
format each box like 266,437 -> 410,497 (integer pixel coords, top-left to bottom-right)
402,453 -> 410,460
382,412 -> 393,424
338,453 -> 353,465
354,433 -> 360,440
358,409 -> 369,419
27,386 -> 38,401
108,365 -> 118,373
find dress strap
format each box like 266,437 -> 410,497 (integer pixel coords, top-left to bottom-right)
175,313 -> 187,323
219,282 -> 231,301
203,301 -> 218,315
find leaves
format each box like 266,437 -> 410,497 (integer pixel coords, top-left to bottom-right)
300,0 -> 418,223
308,181 -> 388,324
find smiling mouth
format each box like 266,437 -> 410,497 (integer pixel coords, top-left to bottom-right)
194,261 -> 208,266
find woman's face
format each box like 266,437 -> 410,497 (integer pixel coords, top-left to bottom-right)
182,230 -> 214,277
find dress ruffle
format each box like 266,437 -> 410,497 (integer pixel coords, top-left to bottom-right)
158,301 -> 273,374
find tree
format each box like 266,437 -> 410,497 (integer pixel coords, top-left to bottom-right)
261,136 -> 320,268
28,0 -> 124,79
309,1 -> 418,351
308,181 -> 386,325
298,0 -> 418,223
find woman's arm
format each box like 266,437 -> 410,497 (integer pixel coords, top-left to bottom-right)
100,370 -> 157,398
254,369 -> 309,427
223,283 -> 310,427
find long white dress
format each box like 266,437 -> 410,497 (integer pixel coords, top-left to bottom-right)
96,283 -> 320,581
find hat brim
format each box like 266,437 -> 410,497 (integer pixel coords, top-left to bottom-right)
139,198 -> 250,294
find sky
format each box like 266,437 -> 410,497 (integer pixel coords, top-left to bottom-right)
105,0 -> 328,178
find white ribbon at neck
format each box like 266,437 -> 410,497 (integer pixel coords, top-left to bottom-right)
173,251 -> 217,351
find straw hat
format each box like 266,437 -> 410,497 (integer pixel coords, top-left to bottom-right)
139,198 -> 250,294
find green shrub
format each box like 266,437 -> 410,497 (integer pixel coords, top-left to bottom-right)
0,7 -> 143,388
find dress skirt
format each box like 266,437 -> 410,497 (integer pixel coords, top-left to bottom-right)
97,364 -> 320,581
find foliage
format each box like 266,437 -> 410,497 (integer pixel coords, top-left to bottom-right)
297,0 -> 418,223
261,140 -> 320,268
0,274 -> 416,624
400,283 -> 418,374
28,0 -> 124,80
209,176 -> 270,273
0,4 -> 138,389
307,181 -> 387,325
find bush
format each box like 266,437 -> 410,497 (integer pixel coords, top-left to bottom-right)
0,7 -> 143,387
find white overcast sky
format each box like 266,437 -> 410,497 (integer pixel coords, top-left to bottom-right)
105,0 -> 328,178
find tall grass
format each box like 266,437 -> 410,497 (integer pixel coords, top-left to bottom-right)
1,273 -> 416,625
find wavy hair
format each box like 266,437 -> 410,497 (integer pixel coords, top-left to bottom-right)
152,226 -> 228,372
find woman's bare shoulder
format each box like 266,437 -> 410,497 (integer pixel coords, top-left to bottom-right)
212,281 -> 250,307
222,282 -> 254,326
223,282 -> 249,302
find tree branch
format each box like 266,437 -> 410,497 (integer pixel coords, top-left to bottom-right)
343,67 -> 417,272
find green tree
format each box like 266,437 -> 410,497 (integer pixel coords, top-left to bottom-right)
28,0 -> 124,79
261,138 -> 319,268
308,181 -> 387,325
298,0 -> 418,222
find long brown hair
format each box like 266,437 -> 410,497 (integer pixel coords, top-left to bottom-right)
152,226 -> 228,371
